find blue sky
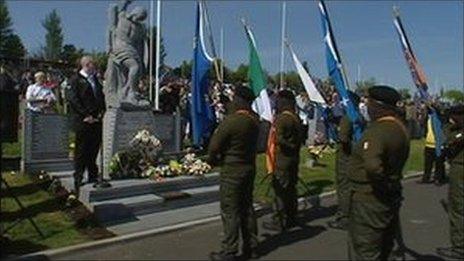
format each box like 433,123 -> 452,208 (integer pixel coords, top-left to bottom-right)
7,0 -> 464,92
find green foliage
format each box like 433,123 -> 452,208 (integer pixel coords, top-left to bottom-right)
282,71 -> 304,93
42,9 -> 64,61
172,60 -> 192,79
398,88 -> 411,100
444,89 -> 464,103
355,77 -> 376,94
60,44 -> 84,67
230,63 -> 248,85
89,51 -> 109,73
0,0 -> 26,59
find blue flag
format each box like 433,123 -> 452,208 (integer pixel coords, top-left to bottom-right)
393,8 -> 443,156
191,1 -> 216,147
318,0 -> 364,141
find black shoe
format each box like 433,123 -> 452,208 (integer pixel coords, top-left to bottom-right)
327,218 -> 347,230
286,218 -> 303,229
263,220 -> 285,232
242,249 -> 259,260
434,180 -> 446,186
209,251 -> 237,261
436,247 -> 464,259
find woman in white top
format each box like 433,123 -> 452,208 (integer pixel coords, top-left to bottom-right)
26,71 -> 56,113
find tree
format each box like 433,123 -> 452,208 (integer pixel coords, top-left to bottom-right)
172,60 -> 192,79
283,71 -> 304,93
230,64 -> 248,85
2,34 -> 26,59
355,77 -> 376,94
444,89 -> 464,103
0,0 -> 26,59
398,88 -> 411,100
89,51 -> 109,74
60,44 -> 84,66
42,9 -> 64,61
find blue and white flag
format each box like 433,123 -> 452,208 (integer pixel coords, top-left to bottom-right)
318,0 -> 363,141
393,8 -> 443,156
191,1 -> 216,147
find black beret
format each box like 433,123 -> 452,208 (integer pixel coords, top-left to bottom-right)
234,85 -> 255,103
348,91 -> 361,106
277,89 -> 296,102
368,85 -> 401,107
446,105 -> 464,116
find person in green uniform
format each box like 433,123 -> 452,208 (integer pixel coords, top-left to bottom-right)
208,85 -> 260,261
347,86 -> 410,260
328,91 -> 361,230
436,105 -> 464,259
263,90 -> 303,232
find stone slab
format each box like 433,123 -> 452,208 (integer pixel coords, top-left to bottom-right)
82,172 -> 220,202
21,110 -> 73,173
102,108 -> 182,177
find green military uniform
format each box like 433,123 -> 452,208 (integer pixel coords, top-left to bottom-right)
436,106 -> 464,259
347,86 -> 410,260
272,110 -> 302,228
333,115 -> 353,226
208,107 -> 260,258
446,126 -> 464,253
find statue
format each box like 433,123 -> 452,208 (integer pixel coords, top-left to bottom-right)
105,0 -> 150,109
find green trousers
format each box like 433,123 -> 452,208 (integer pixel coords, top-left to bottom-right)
348,196 -> 400,260
219,168 -> 258,255
272,165 -> 298,226
335,151 -> 351,221
449,162 -> 464,250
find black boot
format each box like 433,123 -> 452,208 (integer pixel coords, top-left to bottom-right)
263,220 -> 285,233
436,247 -> 464,259
327,217 -> 347,230
209,251 -> 237,261
242,248 -> 259,260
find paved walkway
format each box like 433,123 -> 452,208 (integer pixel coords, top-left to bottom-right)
54,179 -> 450,260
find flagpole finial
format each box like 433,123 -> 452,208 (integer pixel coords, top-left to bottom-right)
284,38 -> 290,48
240,17 -> 247,27
393,6 -> 400,17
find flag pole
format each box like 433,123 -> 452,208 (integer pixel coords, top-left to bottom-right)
220,27 -> 224,81
154,0 -> 161,110
149,0 -> 154,103
202,1 -> 222,83
279,1 -> 287,90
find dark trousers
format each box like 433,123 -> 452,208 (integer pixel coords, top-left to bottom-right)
348,197 -> 401,260
73,123 -> 102,192
220,168 -> 258,255
449,163 -> 464,249
335,150 -> 351,222
272,165 -> 298,227
423,147 -> 446,182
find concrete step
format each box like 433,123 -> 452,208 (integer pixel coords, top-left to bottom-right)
23,158 -> 74,173
81,172 -> 220,203
92,184 -> 220,226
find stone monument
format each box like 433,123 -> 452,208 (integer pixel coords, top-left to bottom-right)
103,0 -> 181,177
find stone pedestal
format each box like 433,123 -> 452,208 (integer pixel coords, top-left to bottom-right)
21,110 -> 73,173
103,107 -> 182,177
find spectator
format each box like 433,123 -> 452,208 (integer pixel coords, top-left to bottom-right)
25,71 -> 56,113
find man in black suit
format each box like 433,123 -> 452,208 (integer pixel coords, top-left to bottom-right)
68,56 -> 106,193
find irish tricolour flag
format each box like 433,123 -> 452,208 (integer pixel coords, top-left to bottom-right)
243,24 -> 273,122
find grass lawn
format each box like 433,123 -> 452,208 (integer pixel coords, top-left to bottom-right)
1,172 -> 113,256
253,139 -> 425,203
2,142 -> 21,158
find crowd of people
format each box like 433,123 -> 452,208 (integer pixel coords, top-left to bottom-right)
1,55 -> 463,261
